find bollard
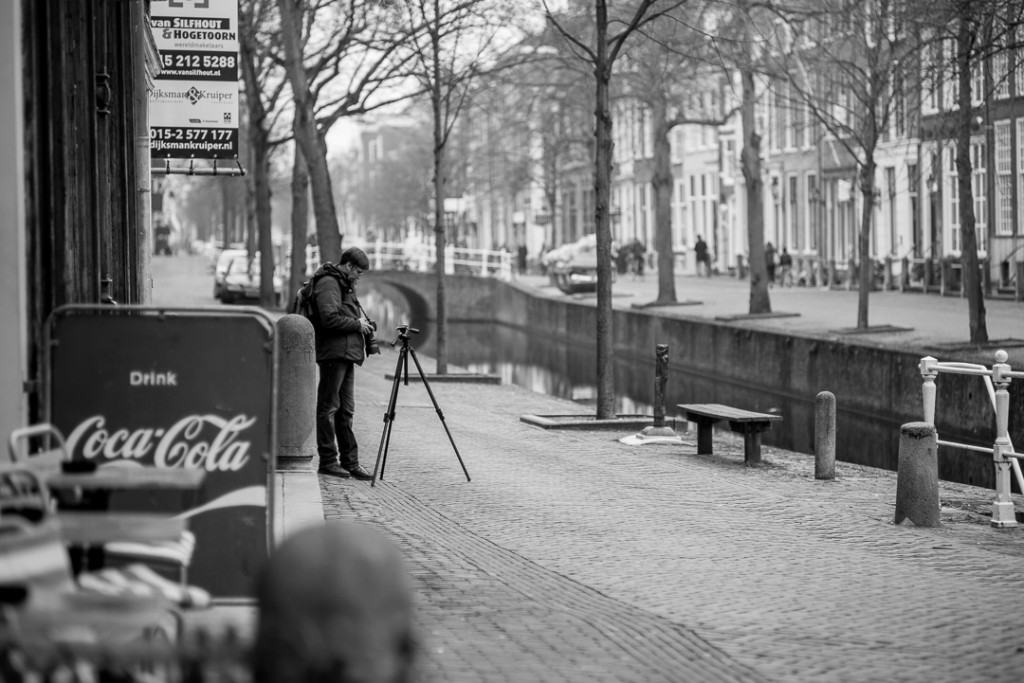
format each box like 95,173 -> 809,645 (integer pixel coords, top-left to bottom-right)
894,422 -> 940,527
652,344 -> 669,428
634,344 -> 680,441
814,391 -> 836,480
276,314 -> 317,460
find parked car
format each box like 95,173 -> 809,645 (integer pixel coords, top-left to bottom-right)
212,248 -> 248,300
220,256 -> 284,305
544,235 -> 610,294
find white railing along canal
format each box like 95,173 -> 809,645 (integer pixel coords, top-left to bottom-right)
920,350 -> 1024,527
304,242 -> 512,280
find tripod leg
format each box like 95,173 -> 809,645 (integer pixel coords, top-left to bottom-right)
407,347 -> 471,482
371,347 -> 406,487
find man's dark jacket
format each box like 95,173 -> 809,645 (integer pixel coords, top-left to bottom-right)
311,263 -> 365,365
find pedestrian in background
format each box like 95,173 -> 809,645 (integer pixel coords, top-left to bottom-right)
630,238 -> 646,280
517,243 -> 528,275
779,247 -> 794,287
312,247 -> 376,480
765,242 -> 777,287
694,235 -> 712,277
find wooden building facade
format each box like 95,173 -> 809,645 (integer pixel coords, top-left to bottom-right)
3,0 -> 157,433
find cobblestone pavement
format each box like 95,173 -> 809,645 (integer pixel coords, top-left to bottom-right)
318,352 -> 1024,683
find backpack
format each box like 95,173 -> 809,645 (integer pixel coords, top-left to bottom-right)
289,267 -> 339,322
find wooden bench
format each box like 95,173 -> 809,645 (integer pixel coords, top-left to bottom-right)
677,404 -> 783,465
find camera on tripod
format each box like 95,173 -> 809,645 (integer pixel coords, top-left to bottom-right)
392,324 -> 420,345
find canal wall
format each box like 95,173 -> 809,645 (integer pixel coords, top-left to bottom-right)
363,271 -> 1023,489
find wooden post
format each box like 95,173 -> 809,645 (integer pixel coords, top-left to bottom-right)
635,344 -> 680,440
653,344 -> 669,428
815,391 -> 836,480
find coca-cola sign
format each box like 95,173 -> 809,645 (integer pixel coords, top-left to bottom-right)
48,307 -> 276,598
66,414 -> 255,471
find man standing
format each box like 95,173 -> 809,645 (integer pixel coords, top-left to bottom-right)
694,235 -> 711,277
312,247 -> 375,480
765,242 -> 778,287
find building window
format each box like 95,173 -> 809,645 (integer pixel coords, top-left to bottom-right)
908,163 -> 920,256
886,167 -> 897,255
943,39 -> 958,111
723,137 -> 737,177
971,61 -> 984,106
948,145 -> 960,252
922,39 -> 937,114
705,174 -> 717,247
806,173 -> 818,251
788,174 -> 799,250
971,142 -> 987,252
1017,119 -> 1024,238
771,84 -> 784,151
1016,27 -> 1024,97
793,98 -> 806,149
994,49 -> 1010,100
995,120 -> 1013,235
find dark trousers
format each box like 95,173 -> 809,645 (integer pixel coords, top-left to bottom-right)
316,359 -> 359,469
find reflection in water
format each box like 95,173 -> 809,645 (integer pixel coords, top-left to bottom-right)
362,284 -> 907,472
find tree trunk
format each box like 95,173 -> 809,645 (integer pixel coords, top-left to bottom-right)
740,62 -> 770,314
432,28 -> 448,375
651,100 -> 677,304
277,0 -> 342,261
290,141 -> 310,298
240,22 -> 274,307
220,179 -> 232,249
956,16 -> 988,343
594,0 -> 615,419
856,158 -> 875,328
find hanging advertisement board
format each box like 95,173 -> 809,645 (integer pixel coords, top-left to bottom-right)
150,0 -> 240,160
47,307 -> 277,599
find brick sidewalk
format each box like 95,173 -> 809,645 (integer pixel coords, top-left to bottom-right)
315,350 -> 1024,683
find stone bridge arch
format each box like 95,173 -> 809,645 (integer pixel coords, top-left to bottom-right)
361,271 -> 504,324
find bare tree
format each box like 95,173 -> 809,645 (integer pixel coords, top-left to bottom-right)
544,0 -> 686,419
351,122 -> 434,241
240,0 -> 292,307
469,41 -> 594,250
917,0 -> 1024,343
771,0 -> 921,328
619,2 -> 742,305
276,0 -> 422,261
397,0 -> 520,374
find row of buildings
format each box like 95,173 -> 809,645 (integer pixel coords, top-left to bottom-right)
351,12 -> 1024,287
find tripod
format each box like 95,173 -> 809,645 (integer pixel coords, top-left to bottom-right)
371,325 -> 471,487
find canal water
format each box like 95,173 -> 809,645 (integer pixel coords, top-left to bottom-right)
362,283 -> 919,476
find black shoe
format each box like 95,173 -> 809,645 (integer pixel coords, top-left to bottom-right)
317,463 -> 351,479
347,465 -> 373,481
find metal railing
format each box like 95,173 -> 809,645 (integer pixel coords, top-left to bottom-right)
304,242 -> 513,281
920,350 -> 1024,527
